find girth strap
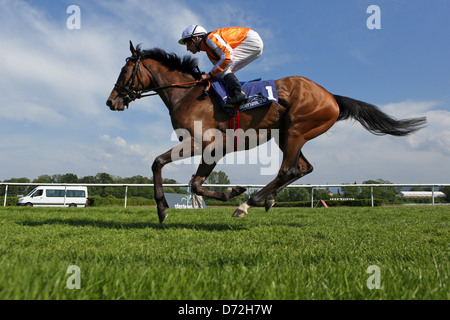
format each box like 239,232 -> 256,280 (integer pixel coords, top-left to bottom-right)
230,106 -> 241,151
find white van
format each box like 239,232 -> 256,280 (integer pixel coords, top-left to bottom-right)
17,186 -> 88,207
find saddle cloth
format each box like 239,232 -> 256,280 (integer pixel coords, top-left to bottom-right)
211,78 -> 278,113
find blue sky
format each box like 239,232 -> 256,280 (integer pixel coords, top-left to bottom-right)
0,0 -> 449,185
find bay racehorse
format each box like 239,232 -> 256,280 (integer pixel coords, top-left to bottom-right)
107,42 -> 426,223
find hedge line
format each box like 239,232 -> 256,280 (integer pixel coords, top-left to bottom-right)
204,199 -> 384,207
275,199 -> 384,207
4,197 -> 20,206
3,196 -> 156,207
88,196 -> 156,207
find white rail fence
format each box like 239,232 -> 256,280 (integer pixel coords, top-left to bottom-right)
1,182 -> 449,208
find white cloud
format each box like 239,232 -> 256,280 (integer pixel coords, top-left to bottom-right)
96,0 -> 203,53
0,4 -> 119,129
99,135 -> 152,160
378,100 -> 450,155
382,100 -> 441,118
0,101 -> 66,126
405,110 -> 450,155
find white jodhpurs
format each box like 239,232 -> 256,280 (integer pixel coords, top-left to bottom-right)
218,30 -> 264,78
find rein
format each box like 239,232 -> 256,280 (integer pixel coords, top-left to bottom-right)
137,80 -> 208,98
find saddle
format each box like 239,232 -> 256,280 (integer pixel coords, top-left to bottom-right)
210,78 -> 278,114
210,78 -> 278,151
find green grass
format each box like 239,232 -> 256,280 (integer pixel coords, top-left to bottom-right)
0,206 -> 448,300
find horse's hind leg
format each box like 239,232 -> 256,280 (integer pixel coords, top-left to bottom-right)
264,151 -> 313,211
233,135 -> 309,217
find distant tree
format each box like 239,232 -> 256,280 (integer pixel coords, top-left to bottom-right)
1,177 -> 31,197
314,188 -> 331,200
94,173 -> 117,197
121,175 -> 151,184
95,173 -> 115,184
162,178 -> 184,194
341,182 -> 361,198
121,175 -> 153,198
205,171 -> 230,192
440,186 -> 450,202
33,175 -> 53,183
361,179 -> 400,201
61,173 -> 79,183
276,187 -> 310,202
51,174 -> 64,183
79,176 -> 96,184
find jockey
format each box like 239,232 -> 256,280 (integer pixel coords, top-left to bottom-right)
179,25 -> 264,105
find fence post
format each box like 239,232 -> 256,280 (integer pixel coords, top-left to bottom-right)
124,185 -> 128,208
371,186 -> 374,207
311,187 -> 314,208
432,186 -> 435,206
3,185 -> 8,207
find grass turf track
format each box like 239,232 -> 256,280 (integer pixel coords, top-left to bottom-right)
0,206 -> 448,300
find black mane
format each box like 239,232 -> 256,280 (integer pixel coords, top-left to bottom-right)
136,45 -> 202,80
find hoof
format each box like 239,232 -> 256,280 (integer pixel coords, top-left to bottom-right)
158,208 -> 168,223
233,186 -> 247,195
265,198 -> 275,212
232,209 -> 248,218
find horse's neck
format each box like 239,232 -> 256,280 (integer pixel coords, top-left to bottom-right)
144,60 -> 194,112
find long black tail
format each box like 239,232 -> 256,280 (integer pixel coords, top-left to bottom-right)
334,95 -> 427,136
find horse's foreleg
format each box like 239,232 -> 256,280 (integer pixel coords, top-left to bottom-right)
152,138 -> 195,223
233,180 -> 278,217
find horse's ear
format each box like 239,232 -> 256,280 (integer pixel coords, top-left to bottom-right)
130,40 -> 137,57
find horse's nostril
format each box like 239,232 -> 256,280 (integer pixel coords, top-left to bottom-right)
106,100 -> 112,107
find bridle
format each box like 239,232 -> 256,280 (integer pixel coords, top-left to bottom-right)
113,56 -> 146,104
114,55 -> 209,107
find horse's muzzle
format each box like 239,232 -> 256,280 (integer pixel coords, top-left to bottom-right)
106,99 -> 115,110
106,95 -> 126,111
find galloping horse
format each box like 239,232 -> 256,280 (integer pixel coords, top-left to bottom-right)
107,42 -> 426,223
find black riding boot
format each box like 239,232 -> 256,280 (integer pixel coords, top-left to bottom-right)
223,73 -> 248,106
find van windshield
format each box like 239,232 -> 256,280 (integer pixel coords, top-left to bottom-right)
27,189 -> 43,197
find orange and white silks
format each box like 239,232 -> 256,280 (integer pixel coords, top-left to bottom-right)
200,27 -> 264,78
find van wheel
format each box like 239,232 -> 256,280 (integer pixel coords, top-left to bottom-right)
69,204 -> 77,207
25,203 -> 33,207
